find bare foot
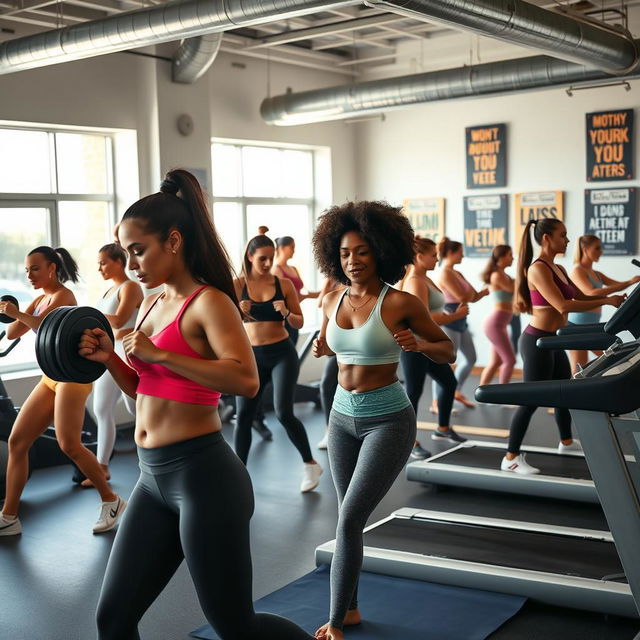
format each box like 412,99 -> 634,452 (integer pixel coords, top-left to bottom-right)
315,623 -> 344,640
81,465 -> 110,488
454,391 -> 476,408
344,609 -> 362,626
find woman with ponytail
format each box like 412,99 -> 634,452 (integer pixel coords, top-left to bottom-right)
234,228 -> 322,491
0,246 -> 124,537
568,234 -> 640,373
503,219 -> 626,475
80,170 -> 313,639
478,245 -> 516,386
434,237 -> 489,411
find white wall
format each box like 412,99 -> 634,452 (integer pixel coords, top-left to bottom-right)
355,80 -> 640,367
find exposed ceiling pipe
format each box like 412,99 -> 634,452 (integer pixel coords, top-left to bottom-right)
368,0 -> 639,74
0,0 -> 359,75
260,52 -> 639,126
172,33 -> 222,84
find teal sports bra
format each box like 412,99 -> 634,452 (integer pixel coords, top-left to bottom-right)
492,289 -> 513,303
326,285 -> 400,366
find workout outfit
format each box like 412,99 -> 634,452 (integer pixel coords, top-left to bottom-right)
279,268 -> 304,345
508,261 -> 575,454
235,277 -> 313,465
568,269 -> 604,325
99,286 -> 312,640
483,289 -> 516,384
93,283 -> 137,465
325,285 -> 416,630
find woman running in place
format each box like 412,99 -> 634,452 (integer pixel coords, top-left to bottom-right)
479,245 -> 517,386
432,237 -> 489,411
502,219 -> 625,475
234,230 -> 323,492
80,169 -> 314,640
85,243 -> 143,487
568,234 -> 640,373
0,246 -> 124,536
399,236 -> 468,459
312,201 -> 454,640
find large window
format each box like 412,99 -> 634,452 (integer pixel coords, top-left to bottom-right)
0,127 -> 116,372
212,141 -> 319,325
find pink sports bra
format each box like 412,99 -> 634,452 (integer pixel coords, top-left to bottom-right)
127,286 -> 221,406
443,271 -> 472,303
529,259 -> 577,307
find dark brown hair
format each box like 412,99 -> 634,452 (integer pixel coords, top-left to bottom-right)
99,242 -> 127,267
480,244 -> 512,284
242,228 -> 275,278
437,237 -> 462,263
573,234 -> 600,264
28,246 -> 79,283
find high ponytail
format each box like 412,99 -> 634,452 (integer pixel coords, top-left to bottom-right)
574,234 -> 600,264
437,236 -> 462,264
480,244 -> 511,284
28,246 -> 79,284
242,230 -> 274,278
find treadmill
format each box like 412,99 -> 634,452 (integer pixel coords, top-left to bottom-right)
315,286 -> 640,619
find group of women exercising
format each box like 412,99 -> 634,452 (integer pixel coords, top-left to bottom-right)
0,168 -> 637,640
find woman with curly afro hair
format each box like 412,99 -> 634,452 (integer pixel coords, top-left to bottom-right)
312,201 -> 455,640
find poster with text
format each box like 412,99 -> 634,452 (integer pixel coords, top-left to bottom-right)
466,123 -> 506,189
586,109 -> 633,182
463,194 -> 508,258
403,197 -> 445,242
514,191 -> 564,249
584,188 -> 636,256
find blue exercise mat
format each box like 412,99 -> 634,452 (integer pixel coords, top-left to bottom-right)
190,564 -> 526,640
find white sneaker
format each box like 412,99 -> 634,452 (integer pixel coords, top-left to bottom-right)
0,513 -> 21,536
300,462 -> 323,493
317,431 -> 329,450
500,454 -> 540,475
93,496 -> 127,534
558,439 -> 582,453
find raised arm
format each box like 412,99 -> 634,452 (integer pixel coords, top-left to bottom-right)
595,270 -> 640,294
5,289 -> 76,339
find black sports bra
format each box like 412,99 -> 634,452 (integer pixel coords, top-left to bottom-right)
241,277 -> 286,323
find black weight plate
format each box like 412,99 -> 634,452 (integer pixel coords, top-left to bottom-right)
55,307 -> 113,383
44,307 -> 74,383
36,306 -> 71,382
0,295 -> 19,324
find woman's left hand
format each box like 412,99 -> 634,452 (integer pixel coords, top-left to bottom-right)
394,329 -> 422,352
122,330 -> 164,363
0,300 -> 18,319
273,300 -> 289,317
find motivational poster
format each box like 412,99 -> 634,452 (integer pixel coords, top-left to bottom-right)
466,123 -> 506,189
514,191 -> 564,249
463,194 -> 508,258
586,109 -> 633,181
403,197 -> 445,242
584,188 -> 636,255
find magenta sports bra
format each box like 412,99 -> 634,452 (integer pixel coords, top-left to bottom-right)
529,259 -> 576,307
443,271 -> 472,303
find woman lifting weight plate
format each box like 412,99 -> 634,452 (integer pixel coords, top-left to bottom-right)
79,169 -> 314,640
0,246 -> 124,537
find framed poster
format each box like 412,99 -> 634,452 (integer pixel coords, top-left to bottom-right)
403,197 -> 445,242
584,188 -> 636,256
466,123 -> 506,189
463,194 -> 508,258
514,191 -> 564,249
586,109 -> 633,182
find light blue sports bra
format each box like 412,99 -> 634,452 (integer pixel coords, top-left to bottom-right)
492,289 -> 513,303
326,285 -> 400,366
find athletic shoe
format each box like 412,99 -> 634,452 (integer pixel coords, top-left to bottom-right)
252,419 -> 273,441
317,431 -> 329,450
431,428 -> 467,443
300,462 -> 323,493
410,443 -> 431,460
93,496 -> 127,534
500,454 -> 540,475
0,513 -> 21,536
558,439 -> 582,453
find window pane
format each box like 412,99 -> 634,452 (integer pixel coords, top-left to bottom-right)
212,144 -> 242,197
0,130 -> 51,193
58,201 -> 111,305
213,202 -> 244,274
56,133 -> 108,194
242,147 -> 282,197
0,206 -> 50,371
282,150 -> 313,198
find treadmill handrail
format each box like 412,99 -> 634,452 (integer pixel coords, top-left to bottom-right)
537,333 -> 619,351
557,323 -> 606,336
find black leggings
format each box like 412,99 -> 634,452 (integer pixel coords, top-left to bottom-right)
96,432 -> 313,640
508,329 -> 572,454
400,351 -> 457,427
235,338 -> 312,464
319,355 -> 339,424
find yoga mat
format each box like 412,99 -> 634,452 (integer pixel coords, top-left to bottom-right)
191,564 -> 526,640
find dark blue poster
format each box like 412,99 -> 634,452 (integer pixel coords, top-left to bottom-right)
463,194 -> 508,258
584,188 -> 636,256
586,109 -> 633,182
466,123 -> 506,189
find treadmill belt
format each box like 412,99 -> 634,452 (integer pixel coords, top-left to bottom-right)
363,518 -> 625,582
429,447 -> 592,480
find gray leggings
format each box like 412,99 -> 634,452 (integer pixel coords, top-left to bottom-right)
327,406 -> 416,629
433,326 -> 476,395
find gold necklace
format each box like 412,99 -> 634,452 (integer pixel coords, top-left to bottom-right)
347,288 -> 373,312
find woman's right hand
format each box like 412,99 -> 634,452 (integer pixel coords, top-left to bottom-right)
239,299 -> 251,316
608,294 -> 626,308
313,336 -> 331,358
78,327 -> 114,363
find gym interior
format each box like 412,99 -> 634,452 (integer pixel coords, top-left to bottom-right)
2,1 -> 640,639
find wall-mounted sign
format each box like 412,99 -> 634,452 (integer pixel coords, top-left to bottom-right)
403,197 -> 445,242
586,109 -> 633,182
514,191 -> 564,249
463,194 -> 508,258
584,188 -> 636,256
466,123 -> 506,189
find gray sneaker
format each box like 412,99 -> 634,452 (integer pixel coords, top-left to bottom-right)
93,496 -> 127,534
0,513 -> 21,536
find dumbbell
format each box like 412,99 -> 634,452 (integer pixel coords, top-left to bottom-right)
0,295 -> 19,323
36,306 -> 114,384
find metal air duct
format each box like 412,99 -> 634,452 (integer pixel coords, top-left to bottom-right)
172,33 -> 222,84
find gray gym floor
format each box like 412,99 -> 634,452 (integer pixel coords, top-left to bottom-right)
1,375 -> 638,640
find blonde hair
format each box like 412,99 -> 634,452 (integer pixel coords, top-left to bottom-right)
573,234 -> 600,263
